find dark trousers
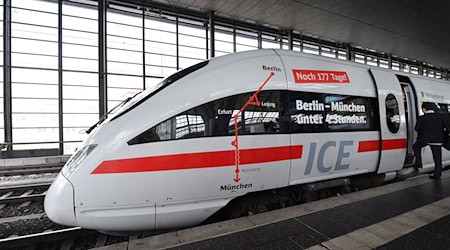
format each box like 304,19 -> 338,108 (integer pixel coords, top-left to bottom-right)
413,141 -> 442,177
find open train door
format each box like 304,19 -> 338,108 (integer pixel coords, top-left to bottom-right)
370,69 -> 408,174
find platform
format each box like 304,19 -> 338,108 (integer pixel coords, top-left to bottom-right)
0,155 -> 70,167
98,170 -> 450,250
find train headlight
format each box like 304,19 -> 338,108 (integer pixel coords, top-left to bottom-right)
62,144 -> 97,178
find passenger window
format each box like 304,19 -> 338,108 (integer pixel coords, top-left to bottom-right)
324,95 -> 375,131
128,91 -> 281,145
285,91 -> 378,133
385,94 -> 400,133
155,119 -> 173,140
242,91 -> 280,134
175,114 -> 206,139
424,102 -> 449,114
287,92 -> 326,133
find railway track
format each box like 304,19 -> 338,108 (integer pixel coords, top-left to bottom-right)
0,183 -> 51,205
0,226 -> 161,249
0,163 -> 64,176
0,227 -> 97,249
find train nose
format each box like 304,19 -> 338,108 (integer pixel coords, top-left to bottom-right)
44,173 -> 77,227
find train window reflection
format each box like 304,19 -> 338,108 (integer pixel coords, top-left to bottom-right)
325,95 -> 372,131
175,115 -> 205,139
244,111 -> 279,133
128,91 -> 281,145
385,94 -> 400,133
423,102 -> 449,114
287,92 -> 378,133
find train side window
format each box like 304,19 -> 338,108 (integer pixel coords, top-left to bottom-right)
174,114 -> 206,139
287,91 -> 326,133
214,91 -> 281,135
128,109 -> 208,145
423,102 -> 449,114
285,91 -> 378,133
324,95 -> 376,131
128,91 -> 281,145
385,94 -> 400,133
242,91 -> 280,134
440,103 -> 449,114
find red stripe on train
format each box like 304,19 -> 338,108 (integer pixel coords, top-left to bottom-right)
91,145 -> 303,174
382,138 -> 407,150
358,139 -> 407,153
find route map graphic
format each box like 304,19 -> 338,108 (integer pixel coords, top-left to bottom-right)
231,72 -> 275,182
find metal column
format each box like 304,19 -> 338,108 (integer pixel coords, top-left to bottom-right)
98,0 -> 108,117
142,8 -> 146,90
58,0 -> 64,154
418,62 -> 424,76
318,42 -> 322,56
209,11 -> 215,58
257,30 -> 262,49
3,0 -> 12,151
278,35 -> 282,49
299,34 -> 303,52
233,26 -> 236,53
387,54 -> 392,69
287,30 -> 293,50
205,20 -> 208,59
176,16 -> 179,70
346,44 -> 352,61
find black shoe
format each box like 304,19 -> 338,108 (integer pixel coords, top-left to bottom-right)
429,175 -> 441,181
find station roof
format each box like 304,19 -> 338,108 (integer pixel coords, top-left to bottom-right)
140,0 -> 450,70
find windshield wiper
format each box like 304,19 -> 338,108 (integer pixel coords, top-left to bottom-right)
85,95 -> 135,134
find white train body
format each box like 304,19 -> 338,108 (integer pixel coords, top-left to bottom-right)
44,49 -> 450,232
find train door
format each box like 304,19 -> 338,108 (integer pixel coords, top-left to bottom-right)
369,69 -> 407,173
398,77 -> 418,166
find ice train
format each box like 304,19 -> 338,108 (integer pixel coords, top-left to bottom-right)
44,49 -> 450,232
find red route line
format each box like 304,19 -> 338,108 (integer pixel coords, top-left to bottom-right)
91,145 -> 303,174
231,72 -> 275,182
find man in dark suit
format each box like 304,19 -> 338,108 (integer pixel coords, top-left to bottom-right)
413,103 -> 446,180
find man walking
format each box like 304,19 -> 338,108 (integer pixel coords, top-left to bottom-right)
413,103 -> 446,180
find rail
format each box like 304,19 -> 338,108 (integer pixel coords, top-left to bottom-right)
0,183 -> 51,204
0,163 -> 64,176
0,227 -> 96,249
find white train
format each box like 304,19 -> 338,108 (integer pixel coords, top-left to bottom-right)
44,49 -> 450,233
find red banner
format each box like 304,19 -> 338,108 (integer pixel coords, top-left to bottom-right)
292,69 -> 350,84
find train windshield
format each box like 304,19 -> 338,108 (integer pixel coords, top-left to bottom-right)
109,60 -> 209,122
